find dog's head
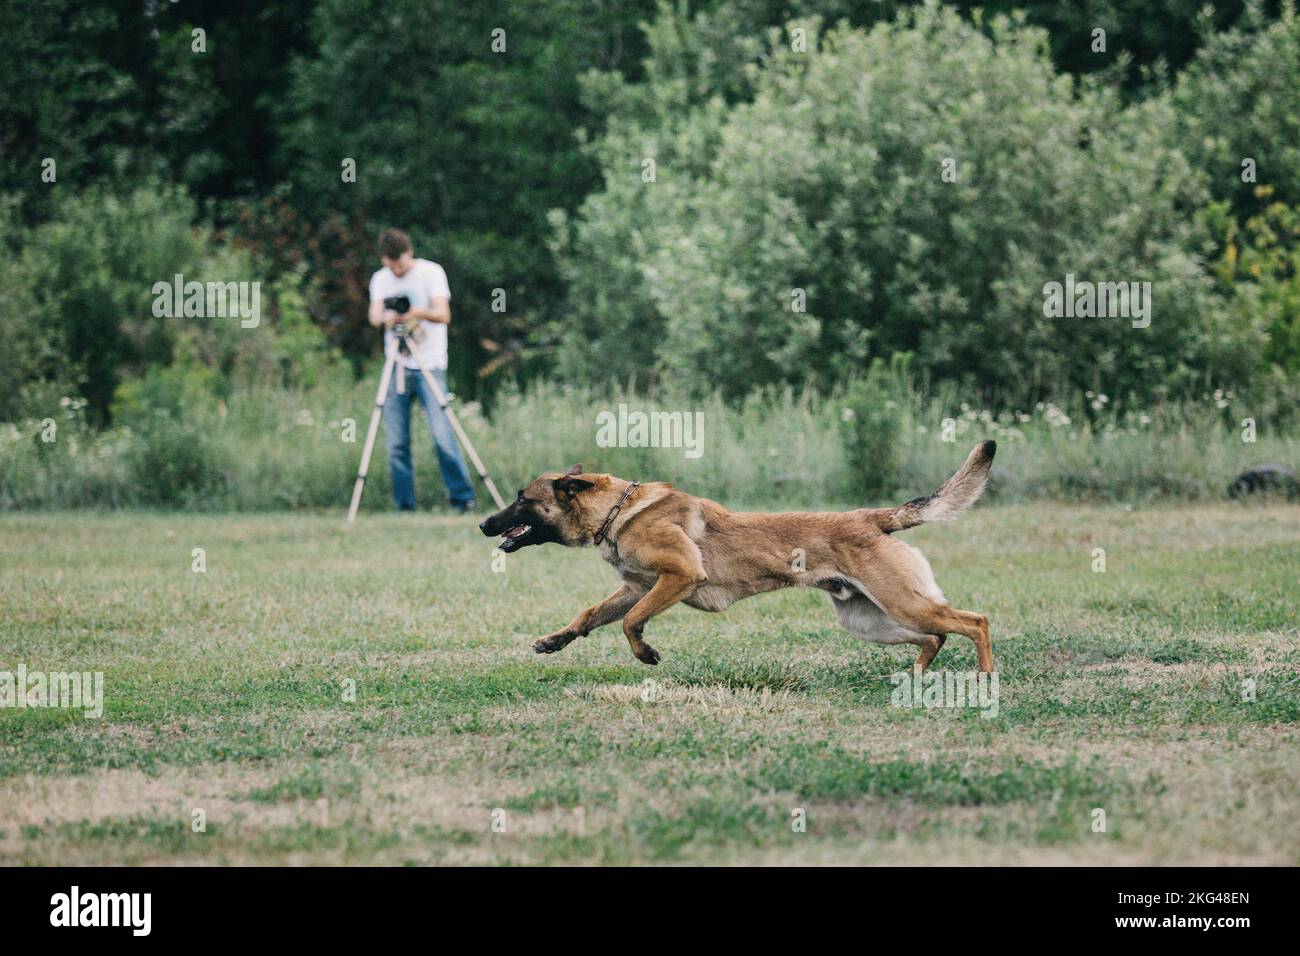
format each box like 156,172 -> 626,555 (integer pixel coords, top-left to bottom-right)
479,465 -> 601,553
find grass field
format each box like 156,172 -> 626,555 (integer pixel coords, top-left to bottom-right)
1,504 -> 1297,865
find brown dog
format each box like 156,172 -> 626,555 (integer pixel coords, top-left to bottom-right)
479,441 -> 996,672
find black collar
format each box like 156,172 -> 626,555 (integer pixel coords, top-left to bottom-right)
593,481 -> 640,546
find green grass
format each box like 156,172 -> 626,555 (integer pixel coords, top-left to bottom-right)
0,503 -> 1297,864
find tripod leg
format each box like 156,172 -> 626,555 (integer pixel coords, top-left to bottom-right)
346,352 -> 398,524
405,349 -> 507,510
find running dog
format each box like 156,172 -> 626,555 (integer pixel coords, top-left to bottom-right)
479,441 -> 996,672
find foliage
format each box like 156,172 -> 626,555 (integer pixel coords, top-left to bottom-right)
1176,1 -> 1300,214
1206,190 -> 1300,373
18,184 -> 205,422
3,374 -> 1297,511
1179,4 -> 1300,376
123,406 -> 230,508
557,3 -> 1246,405
219,198 -> 375,365
0,202 -> 68,422
1,0 -> 1299,500
275,0 -> 652,391
266,271 -> 342,391
840,355 -> 910,497
0,2 -> 157,223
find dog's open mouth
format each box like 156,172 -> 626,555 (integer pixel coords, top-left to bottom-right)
499,523 -> 532,550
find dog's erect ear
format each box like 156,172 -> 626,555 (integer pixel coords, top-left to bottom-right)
564,464 -> 583,477
553,476 -> 595,498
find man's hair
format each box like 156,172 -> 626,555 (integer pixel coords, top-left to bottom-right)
378,228 -> 412,260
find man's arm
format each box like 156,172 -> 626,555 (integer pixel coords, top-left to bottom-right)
369,299 -> 407,329
404,297 -> 451,325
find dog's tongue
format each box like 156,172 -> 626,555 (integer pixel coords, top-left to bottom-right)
504,524 -> 528,539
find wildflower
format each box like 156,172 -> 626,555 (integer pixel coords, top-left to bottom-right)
1042,403 -> 1071,427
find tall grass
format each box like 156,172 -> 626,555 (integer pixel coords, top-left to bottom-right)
1,372 -> 1296,511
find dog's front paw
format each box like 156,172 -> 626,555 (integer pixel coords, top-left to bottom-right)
533,633 -> 572,654
634,643 -> 661,666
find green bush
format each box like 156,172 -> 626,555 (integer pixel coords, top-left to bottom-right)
555,2 -> 1250,406
266,271 -> 341,391
123,411 -> 227,509
839,357 -> 909,498
11,181 -> 276,426
1176,2 -> 1300,213
1205,191 -> 1300,376
111,363 -> 218,424
0,201 -> 69,423
18,183 -> 207,423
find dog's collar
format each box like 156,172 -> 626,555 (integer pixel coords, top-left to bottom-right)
593,481 -> 640,546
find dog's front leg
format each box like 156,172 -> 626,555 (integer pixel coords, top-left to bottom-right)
534,583 -> 645,655
622,570 -> 705,665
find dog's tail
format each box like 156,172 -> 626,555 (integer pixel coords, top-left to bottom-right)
877,440 -> 996,533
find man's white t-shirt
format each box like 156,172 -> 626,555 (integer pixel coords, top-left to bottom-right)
369,258 -> 451,370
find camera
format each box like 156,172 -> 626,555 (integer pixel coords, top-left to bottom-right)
383,295 -> 413,350
382,294 -> 410,315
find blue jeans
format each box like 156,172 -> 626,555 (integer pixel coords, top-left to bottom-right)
383,366 -> 476,509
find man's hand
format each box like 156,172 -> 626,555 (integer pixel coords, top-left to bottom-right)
370,296 -> 449,329
407,297 -> 451,325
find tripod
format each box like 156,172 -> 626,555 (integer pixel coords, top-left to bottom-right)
346,323 -> 506,523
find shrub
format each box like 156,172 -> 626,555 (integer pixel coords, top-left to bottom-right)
839,356 -> 909,499
556,2 -> 1247,406
123,411 -> 228,508
1175,2 -> 1300,213
1204,191 -> 1300,377
17,183 -> 208,423
0,201 -> 70,422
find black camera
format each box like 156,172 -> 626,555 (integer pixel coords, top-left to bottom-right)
383,294 -> 411,314
383,295 -> 414,352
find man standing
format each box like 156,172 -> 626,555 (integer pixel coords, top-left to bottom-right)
368,228 -> 477,513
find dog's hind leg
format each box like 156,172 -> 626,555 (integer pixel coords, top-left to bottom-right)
842,538 -> 993,673
829,591 -> 946,671
534,583 -> 645,655
870,593 -> 990,673
912,634 -> 946,672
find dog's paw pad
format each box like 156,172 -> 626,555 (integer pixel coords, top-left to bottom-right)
535,634 -> 573,654
638,645 -> 661,665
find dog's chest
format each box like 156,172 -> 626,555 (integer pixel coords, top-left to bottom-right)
604,546 -> 741,612
601,543 -> 657,588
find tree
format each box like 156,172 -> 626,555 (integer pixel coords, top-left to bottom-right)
274,0 -> 650,394
1176,2 -> 1300,213
0,1 -> 157,223
555,2 -> 1255,405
